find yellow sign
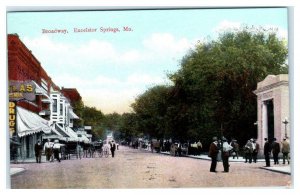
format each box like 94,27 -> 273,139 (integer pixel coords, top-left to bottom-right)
9,101 -> 17,136
9,80 -> 36,101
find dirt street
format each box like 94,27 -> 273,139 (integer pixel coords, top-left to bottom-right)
10,146 -> 291,189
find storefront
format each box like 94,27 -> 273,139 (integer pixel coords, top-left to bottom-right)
15,106 -> 52,159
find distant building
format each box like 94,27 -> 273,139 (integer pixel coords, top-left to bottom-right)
61,87 -> 82,104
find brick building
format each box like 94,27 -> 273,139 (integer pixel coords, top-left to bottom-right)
8,34 -> 86,161
61,87 -> 82,103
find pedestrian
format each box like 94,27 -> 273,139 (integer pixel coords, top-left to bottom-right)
230,139 -> 239,159
197,140 -> 203,155
150,141 -> 154,153
272,138 -> 280,165
252,139 -> 260,163
221,137 -> 233,172
34,140 -> 43,163
208,136 -> 219,172
264,138 -> 271,167
281,138 -> 290,165
110,140 -> 116,157
52,140 -> 61,162
244,139 -> 253,163
44,139 -> 53,162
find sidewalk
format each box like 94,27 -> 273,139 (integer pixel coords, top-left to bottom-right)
10,156 -> 47,176
10,167 -> 25,176
159,150 -> 291,175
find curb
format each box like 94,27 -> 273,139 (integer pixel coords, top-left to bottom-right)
10,168 -> 25,176
260,167 -> 291,175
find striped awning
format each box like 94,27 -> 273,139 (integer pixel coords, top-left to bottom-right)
17,106 -> 51,137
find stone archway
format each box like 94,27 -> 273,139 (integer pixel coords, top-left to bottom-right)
253,74 -> 289,155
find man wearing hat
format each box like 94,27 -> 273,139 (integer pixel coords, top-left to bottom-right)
110,140 -> 116,158
272,138 -> 280,165
53,140 -> 61,162
252,139 -> 260,163
281,138 -> 290,164
263,138 -> 271,167
244,139 -> 254,163
44,139 -> 53,162
34,140 -> 43,163
221,137 -> 233,172
208,137 -> 219,172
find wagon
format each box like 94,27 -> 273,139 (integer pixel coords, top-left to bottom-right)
64,141 -> 82,160
152,140 -> 161,153
92,141 -> 105,158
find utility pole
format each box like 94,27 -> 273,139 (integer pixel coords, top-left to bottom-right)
282,118 -> 289,139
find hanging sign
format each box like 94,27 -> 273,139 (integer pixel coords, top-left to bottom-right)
9,101 -> 17,136
9,80 -> 36,101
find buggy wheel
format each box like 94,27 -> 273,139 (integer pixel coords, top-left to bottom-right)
104,149 -> 109,158
98,150 -> 103,158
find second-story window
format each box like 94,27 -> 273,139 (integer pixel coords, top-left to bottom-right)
53,99 -> 57,112
60,103 -> 63,115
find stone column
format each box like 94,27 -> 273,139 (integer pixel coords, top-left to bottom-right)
262,101 -> 268,140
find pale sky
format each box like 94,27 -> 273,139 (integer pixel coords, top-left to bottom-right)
7,8 -> 288,114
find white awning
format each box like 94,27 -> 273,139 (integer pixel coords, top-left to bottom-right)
69,110 -> 79,119
78,134 -> 90,143
65,126 -> 79,142
17,106 -> 51,137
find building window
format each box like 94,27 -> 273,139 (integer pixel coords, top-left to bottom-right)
41,78 -> 48,92
60,103 -> 63,115
53,99 -> 57,112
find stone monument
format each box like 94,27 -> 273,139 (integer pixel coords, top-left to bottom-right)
253,74 -> 289,155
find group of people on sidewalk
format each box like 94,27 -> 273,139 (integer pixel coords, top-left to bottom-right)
34,139 -> 118,163
208,136 -> 290,173
209,136 -> 233,173
34,139 -> 62,163
263,137 -> 290,167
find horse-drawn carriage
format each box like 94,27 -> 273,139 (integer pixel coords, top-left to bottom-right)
63,141 -> 83,160
92,141 -> 109,158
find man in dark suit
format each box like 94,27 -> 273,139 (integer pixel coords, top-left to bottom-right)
34,140 -> 43,163
272,138 -> 280,164
264,138 -> 271,167
209,137 -> 219,172
110,140 -> 116,158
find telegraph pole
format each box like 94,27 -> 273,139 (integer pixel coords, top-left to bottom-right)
282,118 -> 289,139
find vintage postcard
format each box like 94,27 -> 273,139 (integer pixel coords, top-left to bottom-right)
6,7 -> 292,189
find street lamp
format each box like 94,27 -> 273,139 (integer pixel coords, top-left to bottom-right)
282,117 -> 289,139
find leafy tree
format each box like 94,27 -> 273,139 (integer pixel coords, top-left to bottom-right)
119,113 -> 139,142
170,26 -> 288,146
81,106 -> 105,140
131,85 -> 171,139
72,99 -> 84,128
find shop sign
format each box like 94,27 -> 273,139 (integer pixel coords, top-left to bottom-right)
9,80 -> 36,101
9,101 -> 17,136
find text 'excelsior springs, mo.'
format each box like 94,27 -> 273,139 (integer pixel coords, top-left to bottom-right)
42,26 -> 133,34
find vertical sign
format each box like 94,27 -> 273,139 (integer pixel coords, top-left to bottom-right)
9,101 -> 17,137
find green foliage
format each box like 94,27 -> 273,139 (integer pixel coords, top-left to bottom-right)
169,27 -> 288,145
131,85 -> 171,139
72,100 -> 84,127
